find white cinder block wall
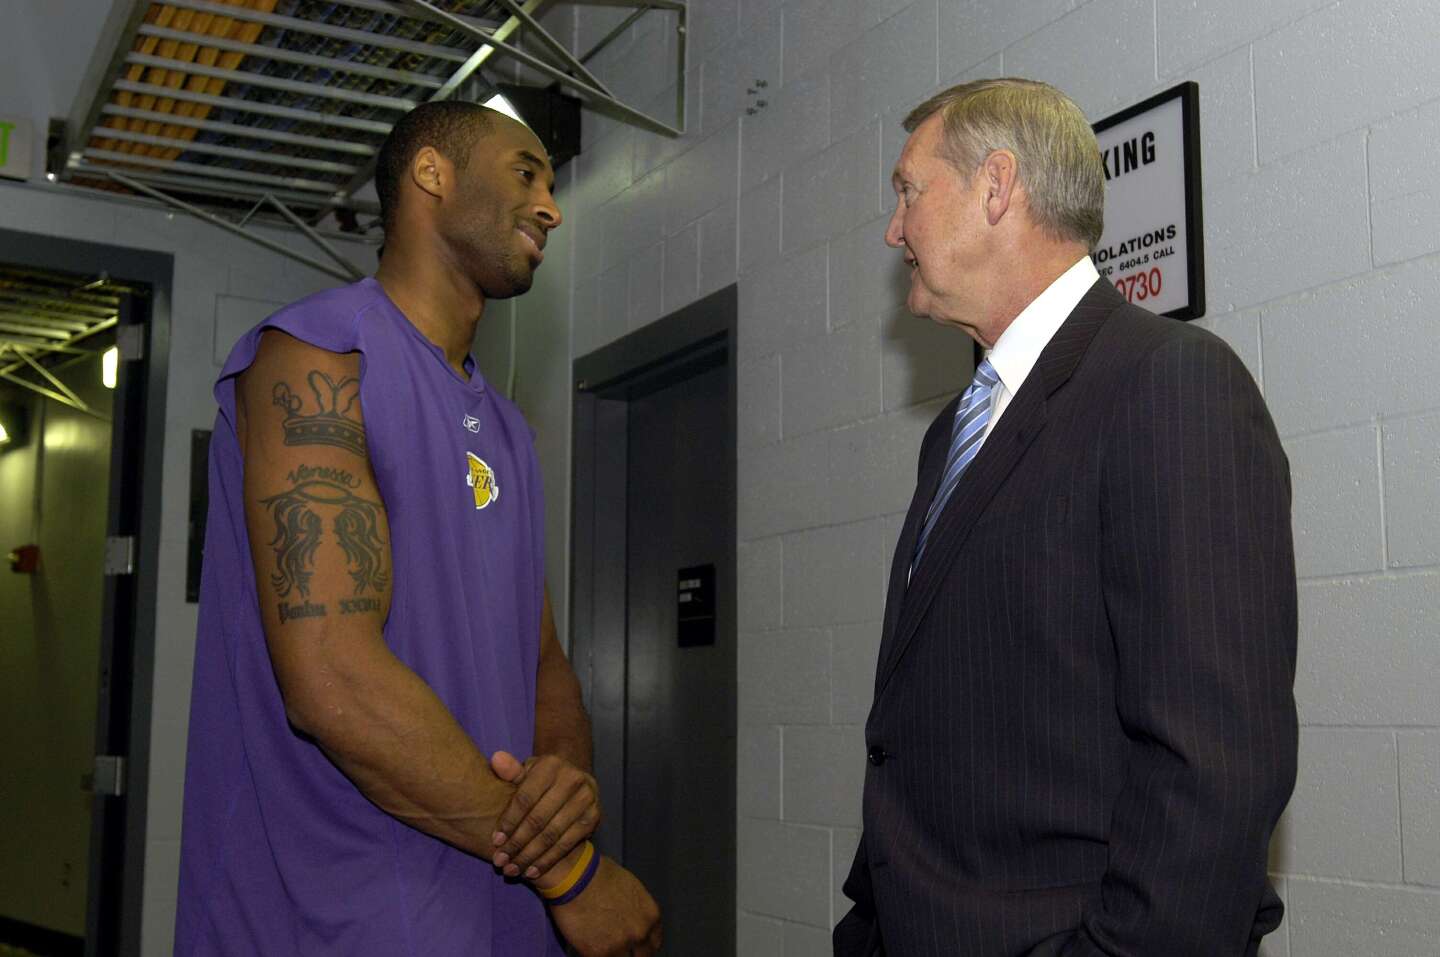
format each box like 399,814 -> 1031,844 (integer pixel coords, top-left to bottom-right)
505,1 -> 1440,954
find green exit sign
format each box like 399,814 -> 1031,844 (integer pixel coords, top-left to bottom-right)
0,115 -> 35,181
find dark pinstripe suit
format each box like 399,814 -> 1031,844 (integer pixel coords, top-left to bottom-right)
836,280 -> 1298,957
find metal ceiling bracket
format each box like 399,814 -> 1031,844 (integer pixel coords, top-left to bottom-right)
262,196 -> 367,283
400,0 -> 685,137
488,0 -> 613,96
106,172 -> 363,285
12,347 -> 92,413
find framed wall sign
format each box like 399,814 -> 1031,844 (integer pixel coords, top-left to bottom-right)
1091,81 -> 1204,320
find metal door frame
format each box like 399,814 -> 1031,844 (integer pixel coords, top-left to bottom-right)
0,228 -> 172,957
569,283 -> 736,864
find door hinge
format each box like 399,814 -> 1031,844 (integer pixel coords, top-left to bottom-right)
116,324 -> 145,361
89,755 -> 126,797
103,535 -> 135,576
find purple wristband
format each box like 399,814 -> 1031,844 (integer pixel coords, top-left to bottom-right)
548,847 -> 600,906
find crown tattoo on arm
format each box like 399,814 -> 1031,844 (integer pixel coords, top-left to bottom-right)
273,370 -> 367,458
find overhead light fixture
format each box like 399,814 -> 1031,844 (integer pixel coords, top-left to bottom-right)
483,92 -> 526,126
0,402 -> 29,450
483,84 -> 583,170
103,346 -> 118,389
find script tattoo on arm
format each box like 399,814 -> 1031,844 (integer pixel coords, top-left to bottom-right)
260,462 -> 390,622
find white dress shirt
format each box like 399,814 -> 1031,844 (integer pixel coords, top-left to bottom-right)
981,255 -> 1100,442
908,256 -> 1099,580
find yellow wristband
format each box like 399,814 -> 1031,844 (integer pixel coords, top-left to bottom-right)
537,841 -> 596,901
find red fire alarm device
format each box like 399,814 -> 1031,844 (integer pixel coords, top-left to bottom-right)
8,544 -> 39,574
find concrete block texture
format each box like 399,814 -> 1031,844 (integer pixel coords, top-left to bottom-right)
739,725 -> 782,819
687,0 -> 740,64
781,0 -> 917,85
822,404 -> 936,523
700,4 -> 781,137
738,428 -> 830,539
1261,257 -> 1440,436
1276,729 -> 1401,882
829,213 -> 908,332
1182,45 -> 1258,186
828,0 -> 939,144
781,725 -> 866,826
737,818 -> 833,927
1004,0 -> 1155,119
1286,876 -> 1440,956
663,223 -> 700,314
739,174 -> 783,277
737,353 -> 782,452
627,242 -> 664,330
1254,0 -> 1440,165
740,69 -> 829,193
882,309 -> 968,411
737,912 -> 785,957
1371,98 -> 1440,266
1283,426 -> 1383,578
664,122 -> 741,233
782,122 -> 884,255
780,321 -> 883,438
738,239 -> 828,364
782,518 -> 887,628
1155,0 -> 1333,77
1205,132 -> 1371,315
1383,411 -> 1440,569
1399,731 -> 1440,887
698,200 -> 739,298
784,920 -> 833,956
738,628 -> 830,726
738,534 -> 784,632
938,0 -> 1069,79
831,621 -> 883,726
1296,574 -> 1440,726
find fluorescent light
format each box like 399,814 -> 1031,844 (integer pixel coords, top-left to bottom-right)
483,92 -> 527,127
0,421 -> 9,445
103,346 -> 118,389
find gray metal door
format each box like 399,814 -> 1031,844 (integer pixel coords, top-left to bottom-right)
623,362 -> 734,956
569,285 -> 736,955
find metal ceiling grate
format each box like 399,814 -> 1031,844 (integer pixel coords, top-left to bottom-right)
54,0 -> 686,236
0,264 -> 135,419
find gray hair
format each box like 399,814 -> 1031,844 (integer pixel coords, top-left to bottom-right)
904,78 -> 1105,249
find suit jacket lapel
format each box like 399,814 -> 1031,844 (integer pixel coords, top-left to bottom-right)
873,279 -> 1125,698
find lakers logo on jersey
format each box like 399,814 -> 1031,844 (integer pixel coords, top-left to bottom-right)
465,452 -> 499,510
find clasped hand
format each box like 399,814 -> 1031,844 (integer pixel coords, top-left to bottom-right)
489,750 -> 601,879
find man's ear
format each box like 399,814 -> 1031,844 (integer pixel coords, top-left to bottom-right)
979,149 -> 1018,227
410,146 -> 447,201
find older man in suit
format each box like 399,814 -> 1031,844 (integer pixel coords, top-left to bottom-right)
834,79 -> 1298,957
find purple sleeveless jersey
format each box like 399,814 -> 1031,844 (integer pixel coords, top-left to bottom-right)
175,279 -> 564,956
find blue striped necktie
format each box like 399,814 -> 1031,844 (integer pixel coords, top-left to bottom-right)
914,357 -> 1000,564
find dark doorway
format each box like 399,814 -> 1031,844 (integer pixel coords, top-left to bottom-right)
0,228 -> 170,957
570,285 -> 736,956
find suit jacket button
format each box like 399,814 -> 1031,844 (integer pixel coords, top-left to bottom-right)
867,745 -> 887,766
